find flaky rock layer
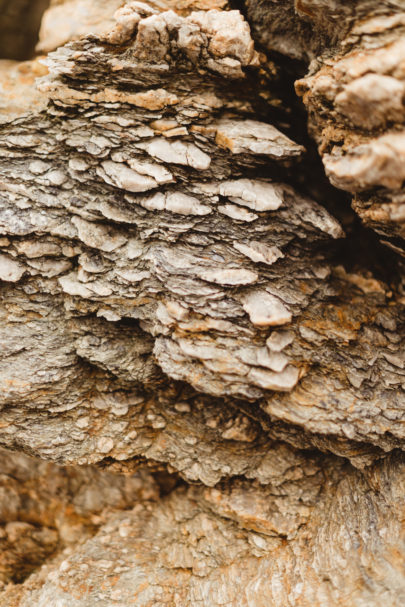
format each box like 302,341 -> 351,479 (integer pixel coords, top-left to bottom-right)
0,1 -> 404,605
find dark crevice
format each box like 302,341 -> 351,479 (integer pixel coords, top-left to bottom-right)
0,0 -> 50,61
230,0 -> 403,288
152,469 -> 186,496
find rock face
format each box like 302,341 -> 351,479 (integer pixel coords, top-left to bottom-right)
295,13 -> 405,252
0,447 -> 158,593
37,0 -> 123,53
0,59 -> 48,122
9,453 -> 405,607
245,0 -> 405,253
0,1 -> 404,605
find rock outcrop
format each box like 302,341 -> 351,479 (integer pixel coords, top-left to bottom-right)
0,1 -> 404,605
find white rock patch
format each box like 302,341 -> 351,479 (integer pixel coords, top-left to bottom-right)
234,241 -> 284,265
243,291 -> 292,326
219,179 -> 284,211
99,160 -> 158,192
0,254 -> 25,282
138,138 -> 211,170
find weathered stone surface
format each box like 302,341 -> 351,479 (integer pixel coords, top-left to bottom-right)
290,3 -> 405,252
37,0 -> 230,53
0,60 -> 48,122
6,451 -> 405,607
0,447 -> 158,596
0,0 -> 403,467
0,1 -> 404,605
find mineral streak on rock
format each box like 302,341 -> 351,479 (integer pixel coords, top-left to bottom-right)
0,1 -> 404,605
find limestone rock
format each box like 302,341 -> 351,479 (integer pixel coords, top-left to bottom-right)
37,0 -> 125,53
0,2 -> 404,605
292,3 -> 405,252
0,59 -> 48,122
0,447 -> 158,591
37,0 -> 231,54
0,0 -> 403,468
8,452 -> 405,607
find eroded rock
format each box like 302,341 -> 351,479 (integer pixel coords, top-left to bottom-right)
0,2 -> 404,605
6,452 -> 405,607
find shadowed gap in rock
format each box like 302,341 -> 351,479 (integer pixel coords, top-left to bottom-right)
0,0 -> 50,60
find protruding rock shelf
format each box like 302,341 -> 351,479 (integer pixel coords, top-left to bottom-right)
0,1 -> 404,605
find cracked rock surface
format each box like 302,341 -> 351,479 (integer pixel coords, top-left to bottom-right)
4,450 -> 405,607
0,1 -> 404,605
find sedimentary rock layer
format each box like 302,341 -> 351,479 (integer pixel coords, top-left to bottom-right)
0,2 -> 404,605
246,0 -> 405,252
4,450 -> 405,607
0,4 -> 403,471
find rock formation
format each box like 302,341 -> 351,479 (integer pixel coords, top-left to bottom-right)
0,1 -> 404,605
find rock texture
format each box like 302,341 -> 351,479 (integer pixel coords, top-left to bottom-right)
0,447 -> 158,593
0,59 -> 48,123
3,448 -> 405,607
296,9 -> 405,253
10,452 -> 405,607
0,1 -> 404,605
245,0 -> 405,253
37,0 -> 230,54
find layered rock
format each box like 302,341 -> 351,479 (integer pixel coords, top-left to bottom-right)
245,1 -> 405,253
0,4 -> 403,469
37,0 -> 230,54
296,10 -> 405,252
5,451 -> 405,606
0,1 -> 404,605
